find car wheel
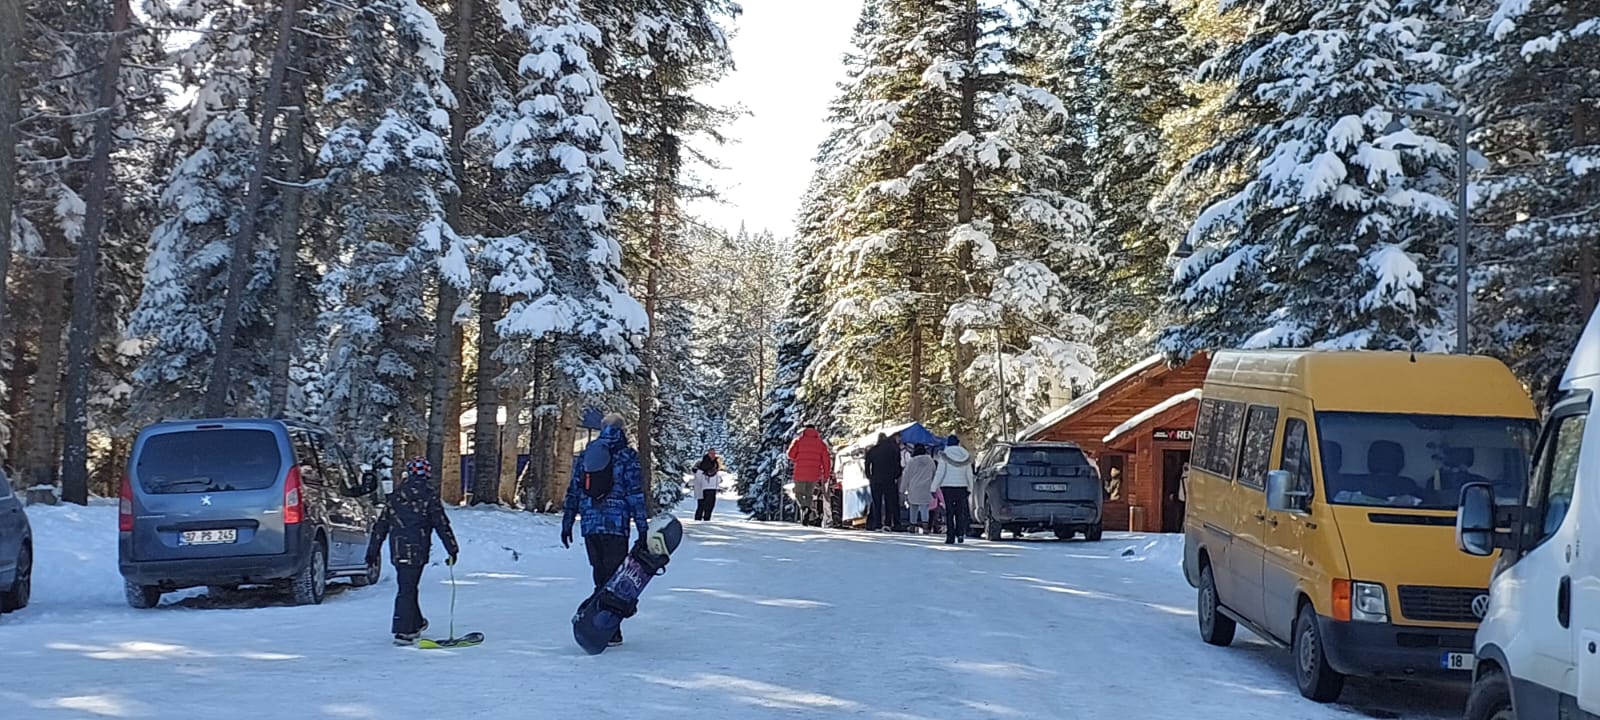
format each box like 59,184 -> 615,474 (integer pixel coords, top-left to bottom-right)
290,541 -> 328,606
1293,605 -> 1345,702
1054,527 -> 1075,541
1,544 -> 31,612
124,580 -> 162,609
1464,669 -> 1514,720
352,555 -> 381,587
985,519 -> 1002,542
1198,564 -> 1236,646
1084,523 -> 1103,542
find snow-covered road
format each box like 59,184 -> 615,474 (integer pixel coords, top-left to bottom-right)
1,501 -> 1467,719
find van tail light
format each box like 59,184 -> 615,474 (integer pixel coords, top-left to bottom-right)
283,466 -> 303,525
1332,579 -> 1353,622
119,474 -> 134,532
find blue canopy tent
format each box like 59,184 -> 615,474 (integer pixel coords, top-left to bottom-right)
836,422 -> 948,524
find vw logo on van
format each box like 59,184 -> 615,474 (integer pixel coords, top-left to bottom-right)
1471,594 -> 1491,619
200,495 -> 212,506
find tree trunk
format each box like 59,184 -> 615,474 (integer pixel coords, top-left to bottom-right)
0,0 -> 20,382
1575,102 -> 1597,317
548,398 -> 578,512
470,290 -> 502,505
267,59 -> 309,417
25,237 -> 67,504
950,0 -> 980,429
909,317 -> 924,420
497,384 -> 523,505
429,0 -> 472,488
204,0 -> 303,416
442,328 -> 465,505
520,344 -> 550,510
59,0 -> 131,506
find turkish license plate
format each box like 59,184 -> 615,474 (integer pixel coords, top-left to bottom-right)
180,529 -> 237,545
1033,483 -> 1069,492
1442,652 -> 1476,671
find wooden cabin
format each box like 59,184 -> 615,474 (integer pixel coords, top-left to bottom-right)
1016,353 -> 1210,532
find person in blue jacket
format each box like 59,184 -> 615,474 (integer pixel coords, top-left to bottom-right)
562,413 -> 649,646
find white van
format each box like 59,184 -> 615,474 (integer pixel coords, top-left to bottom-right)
1456,306 -> 1600,720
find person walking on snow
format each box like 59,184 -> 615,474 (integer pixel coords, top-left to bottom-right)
865,432 -> 903,531
900,445 -> 937,534
692,450 -> 725,521
787,425 -> 833,526
366,458 -> 459,646
932,436 -> 976,545
561,413 -> 649,647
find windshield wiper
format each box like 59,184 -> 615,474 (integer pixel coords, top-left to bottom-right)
152,477 -> 219,491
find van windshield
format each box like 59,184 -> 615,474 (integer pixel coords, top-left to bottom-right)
1315,412 -> 1534,510
136,429 -> 284,494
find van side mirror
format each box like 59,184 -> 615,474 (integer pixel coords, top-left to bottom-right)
1266,470 -> 1308,513
1456,482 -> 1502,556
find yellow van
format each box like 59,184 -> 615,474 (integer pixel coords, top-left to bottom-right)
1180,350 -> 1536,702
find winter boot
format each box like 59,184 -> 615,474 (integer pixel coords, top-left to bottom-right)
394,633 -> 416,646
609,629 -> 623,647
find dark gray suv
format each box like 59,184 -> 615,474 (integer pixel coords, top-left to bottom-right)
119,419 -> 383,608
0,470 -> 32,616
973,441 -> 1103,541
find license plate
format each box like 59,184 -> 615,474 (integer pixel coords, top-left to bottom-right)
1033,483 -> 1068,492
1442,652 -> 1476,671
180,529 -> 237,545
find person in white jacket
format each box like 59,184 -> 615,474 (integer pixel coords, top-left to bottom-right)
932,436 -> 975,544
692,451 -> 725,521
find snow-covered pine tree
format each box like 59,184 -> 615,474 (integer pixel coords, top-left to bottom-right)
315,0 -> 464,464
12,0 -> 165,500
582,0 -> 738,504
1087,0 -> 1204,370
128,0 -> 284,421
477,0 -> 646,410
1162,0 -> 1462,356
1460,0 -> 1600,383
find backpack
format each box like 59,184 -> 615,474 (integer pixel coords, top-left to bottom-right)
580,439 -> 615,502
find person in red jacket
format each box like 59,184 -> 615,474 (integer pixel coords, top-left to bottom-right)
787,425 -> 833,526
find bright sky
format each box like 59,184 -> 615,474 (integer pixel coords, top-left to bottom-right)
688,0 -> 865,239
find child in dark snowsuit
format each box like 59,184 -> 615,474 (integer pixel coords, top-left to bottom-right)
367,458 -> 460,645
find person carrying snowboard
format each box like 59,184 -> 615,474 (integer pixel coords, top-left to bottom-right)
787,425 -> 833,527
561,413 -> 648,647
366,458 -> 459,646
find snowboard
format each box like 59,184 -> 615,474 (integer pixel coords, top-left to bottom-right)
417,632 -> 484,649
572,514 -> 684,655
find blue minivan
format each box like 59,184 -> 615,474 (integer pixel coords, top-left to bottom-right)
119,419 -> 383,608
0,469 -> 32,616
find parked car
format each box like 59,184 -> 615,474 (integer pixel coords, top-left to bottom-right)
972,441 -> 1103,541
1183,350 -> 1536,703
119,419 -> 383,608
1454,304 -> 1600,720
0,469 -> 32,616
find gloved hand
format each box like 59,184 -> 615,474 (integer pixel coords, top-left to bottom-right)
446,553 -> 457,567
560,528 -> 572,548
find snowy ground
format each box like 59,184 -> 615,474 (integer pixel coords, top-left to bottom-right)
1,495 -> 1468,720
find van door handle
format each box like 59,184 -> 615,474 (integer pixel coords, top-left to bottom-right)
1267,517 -> 1278,527
1559,576 -> 1572,628
1253,512 -> 1265,521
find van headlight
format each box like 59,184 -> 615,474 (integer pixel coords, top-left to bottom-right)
1352,582 -> 1389,623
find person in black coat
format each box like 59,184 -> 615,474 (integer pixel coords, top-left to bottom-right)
864,433 -> 903,531
366,458 -> 460,645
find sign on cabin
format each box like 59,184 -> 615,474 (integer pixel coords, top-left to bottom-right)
1153,428 -> 1194,441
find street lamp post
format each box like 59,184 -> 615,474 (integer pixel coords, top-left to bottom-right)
1386,106 -> 1471,354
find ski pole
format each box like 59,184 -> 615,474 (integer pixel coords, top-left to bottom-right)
447,561 -> 457,642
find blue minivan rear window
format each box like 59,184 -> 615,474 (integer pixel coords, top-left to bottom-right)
136,429 -> 284,494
